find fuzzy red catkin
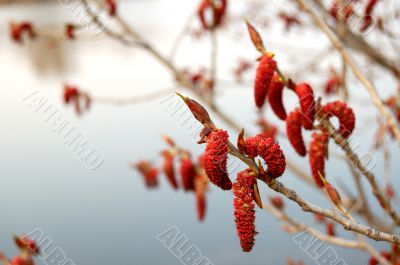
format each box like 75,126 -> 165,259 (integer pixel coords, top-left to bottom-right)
180,156 -> 196,191
245,134 -> 286,178
294,83 -> 316,130
196,192 -> 206,221
65,24 -> 75,40
368,252 -> 392,265
254,56 -> 277,109
201,130 -> 232,190
233,169 -> 257,252
320,100 -> 356,138
286,108 -> 307,156
268,72 -> 287,120
162,151 -> 178,190
309,132 -> 329,188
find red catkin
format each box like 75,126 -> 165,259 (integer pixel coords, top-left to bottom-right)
201,130 -> 232,190
180,155 -> 196,192
320,101 -> 356,138
294,83 -> 316,130
197,0 -> 228,30
65,24 -> 75,40
233,169 -> 257,252
326,222 -> 336,236
254,56 -> 277,109
368,252 -> 392,265
309,132 -> 329,188
162,151 -> 178,190
14,236 -> 39,256
106,0 -> 117,16
270,195 -> 284,209
10,256 -> 33,265
196,192 -> 206,221
268,72 -> 287,120
245,134 -> 286,178
286,108 -> 307,156
10,22 -> 36,43
195,173 -> 208,221
136,161 -> 159,188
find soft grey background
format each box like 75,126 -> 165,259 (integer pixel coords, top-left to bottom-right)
0,0 -> 399,264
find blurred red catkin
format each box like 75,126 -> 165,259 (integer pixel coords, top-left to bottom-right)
195,173 -> 208,221
324,76 -> 341,95
360,0 -> 379,32
161,151 -> 178,190
256,118 -> 278,141
201,130 -> 232,190
63,85 -> 79,104
314,214 -> 325,223
309,132 -> 329,188
326,222 -> 336,236
197,0 -> 228,30
180,154 -> 196,192
368,251 -> 392,265
245,134 -> 286,178
10,22 -> 36,43
270,195 -> 284,209
268,73 -> 287,120
294,83 -> 316,130
14,236 -> 39,256
106,0 -> 117,16
233,169 -> 257,252
136,161 -> 159,188
320,101 -> 356,138
254,55 -> 277,109
65,24 -> 75,40
196,192 -> 206,221
10,256 -> 33,265
286,108 -> 307,156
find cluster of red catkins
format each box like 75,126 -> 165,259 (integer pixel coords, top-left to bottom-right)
253,52 -> 355,188
63,85 -> 91,115
199,126 -> 286,252
0,236 -> 39,265
329,0 -> 380,32
135,136 -> 208,222
197,0 -> 228,30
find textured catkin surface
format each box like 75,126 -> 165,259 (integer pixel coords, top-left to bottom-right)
245,134 -> 286,178
286,108 -> 307,157
201,130 -> 232,190
233,169 -> 257,252
309,132 -> 329,188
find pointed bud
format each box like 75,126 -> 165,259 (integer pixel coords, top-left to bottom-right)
237,128 -> 248,155
252,181 -> 263,209
176,93 -> 213,126
245,20 -> 266,54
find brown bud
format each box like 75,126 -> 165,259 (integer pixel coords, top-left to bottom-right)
252,181 -> 263,209
245,20 -> 266,54
176,92 -> 213,126
326,182 -> 342,206
237,128 -> 248,155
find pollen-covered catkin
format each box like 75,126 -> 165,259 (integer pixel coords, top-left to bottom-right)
201,130 -> 232,190
295,83 -> 316,130
245,134 -> 286,178
320,101 -> 356,138
233,169 -> 257,252
254,56 -> 277,108
309,132 -> 329,188
286,108 -> 307,156
268,72 -> 287,120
